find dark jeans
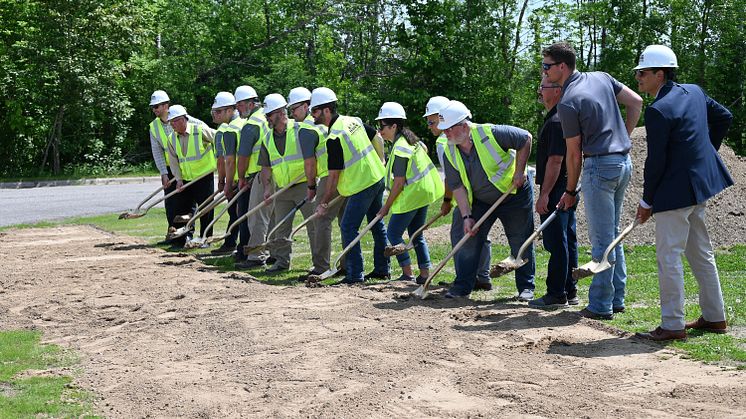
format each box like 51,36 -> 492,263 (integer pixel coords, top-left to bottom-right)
164,167 -> 177,229
541,182 -> 578,299
173,173 -> 214,239
224,183 -> 250,249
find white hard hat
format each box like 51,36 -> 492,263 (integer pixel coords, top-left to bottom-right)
234,85 -> 258,102
212,91 -> 236,109
287,87 -> 312,107
149,90 -> 170,106
263,93 -> 288,114
634,45 -> 678,70
423,96 -> 449,117
167,105 -> 187,121
376,102 -> 406,120
437,100 -> 472,130
310,87 -> 338,110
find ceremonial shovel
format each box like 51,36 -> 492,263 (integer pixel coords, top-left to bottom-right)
119,171 -> 213,219
243,198 -> 308,254
168,190 -> 229,240
572,218 -> 640,280
384,212 -> 444,257
288,195 -> 344,240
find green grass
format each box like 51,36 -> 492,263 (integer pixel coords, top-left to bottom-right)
0,331 -> 96,418
0,164 -> 159,183
5,204 -> 746,368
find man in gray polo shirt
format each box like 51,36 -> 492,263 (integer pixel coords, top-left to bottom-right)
542,41 -> 642,320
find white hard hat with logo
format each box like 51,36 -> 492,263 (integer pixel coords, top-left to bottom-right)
167,105 -> 188,121
423,96 -> 449,117
287,87 -> 312,107
234,85 -> 258,102
375,102 -> 406,120
212,91 -> 236,109
149,90 -> 170,106
263,93 -> 288,114
634,45 -> 678,70
310,87 -> 338,110
437,100 -> 472,130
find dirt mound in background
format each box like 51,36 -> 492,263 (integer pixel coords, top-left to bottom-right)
1,225 -> 745,417
426,127 -> 746,248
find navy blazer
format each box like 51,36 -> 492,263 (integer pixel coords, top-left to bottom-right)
643,81 -> 734,214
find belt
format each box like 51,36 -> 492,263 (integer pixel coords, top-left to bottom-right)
582,151 -> 628,158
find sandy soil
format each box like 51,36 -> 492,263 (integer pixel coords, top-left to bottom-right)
426,127 -> 746,248
1,225 -> 744,418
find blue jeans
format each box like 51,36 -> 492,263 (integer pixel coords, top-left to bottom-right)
340,178 -> 390,281
450,209 -> 491,284
582,154 -> 632,315
449,181 -> 535,296
387,205 -> 431,269
541,182 -> 578,298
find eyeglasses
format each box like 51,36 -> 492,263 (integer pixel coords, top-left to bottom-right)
634,69 -> 653,77
540,85 -> 561,90
443,123 -> 463,133
377,123 -> 391,130
426,120 -> 437,127
541,62 -> 562,71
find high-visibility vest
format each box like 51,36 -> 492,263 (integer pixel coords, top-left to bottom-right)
386,136 -> 444,214
295,120 -> 327,179
246,108 -> 269,175
265,121 -> 308,188
219,116 -> 246,181
173,123 -> 216,181
150,118 -> 171,165
444,123 -> 518,203
328,115 -> 386,196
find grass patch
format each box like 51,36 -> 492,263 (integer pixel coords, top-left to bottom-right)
0,330 -> 95,417
5,204 -> 746,367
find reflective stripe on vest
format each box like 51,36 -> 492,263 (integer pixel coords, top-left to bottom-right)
174,123 -> 216,181
444,124 -> 517,203
246,109 -> 269,174
328,115 -> 385,196
266,121 -> 307,188
386,136 -> 444,214
296,121 -> 327,179
150,118 -> 170,165
222,116 -> 246,179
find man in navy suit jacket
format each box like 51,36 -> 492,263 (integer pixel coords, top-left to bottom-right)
633,45 -> 734,341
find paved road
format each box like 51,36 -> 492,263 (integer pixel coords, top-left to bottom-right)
0,181 -> 168,227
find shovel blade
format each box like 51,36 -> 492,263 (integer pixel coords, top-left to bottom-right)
173,214 -> 191,224
411,285 -> 428,299
489,256 -> 527,278
167,227 -> 189,240
184,238 -> 206,249
384,244 -> 407,257
119,211 -> 144,220
572,260 -> 612,280
306,268 -> 335,284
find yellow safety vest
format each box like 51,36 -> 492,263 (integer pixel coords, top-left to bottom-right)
173,123 -> 216,181
246,108 -> 269,175
386,136 -> 444,214
265,121 -> 308,188
329,115 -> 386,196
150,117 -> 170,165
220,116 -> 246,181
295,120 -> 326,179
444,123 -> 517,203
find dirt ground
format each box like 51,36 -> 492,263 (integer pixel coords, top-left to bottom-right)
1,225 -> 744,418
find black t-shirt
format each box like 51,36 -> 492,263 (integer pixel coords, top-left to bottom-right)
535,106 -> 567,186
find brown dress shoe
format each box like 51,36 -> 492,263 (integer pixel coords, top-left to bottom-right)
685,316 -> 727,334
635,327 -> 686,341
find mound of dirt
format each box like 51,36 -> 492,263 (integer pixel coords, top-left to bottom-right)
426,127 -> 746,248
1,225 -> 745,417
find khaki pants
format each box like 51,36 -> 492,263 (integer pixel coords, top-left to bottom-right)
266,183 -> 316,268
246,174 -> 274,262
311,176 -> 346,272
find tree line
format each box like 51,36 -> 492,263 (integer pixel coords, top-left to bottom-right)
1,0 -> 744,177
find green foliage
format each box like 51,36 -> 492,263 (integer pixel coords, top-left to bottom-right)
1,0 -> 745,178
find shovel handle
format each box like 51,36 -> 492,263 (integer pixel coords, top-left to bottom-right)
600,218 -> 639,261
267,198 -> 308,241
418,185 -> 516,297
330,214 -> 385,272
195,189 -> 223,213
184,191 -> 229,230
290,195 -> 343,240
403,212 -> 443,250
134,177 -> 176,211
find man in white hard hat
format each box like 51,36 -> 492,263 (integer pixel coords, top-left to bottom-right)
631,45 -> 733,341
542,41 -> 642,320
312,87 -> 390,283
439,100 -> 536,300
258,93 -> 321,273
148,90 -> 181,242
210,91 -> 243,256
424,96 -> 492,290
287,87 -> 345,275
225,85 -> 274,268
166,105 -> 217,246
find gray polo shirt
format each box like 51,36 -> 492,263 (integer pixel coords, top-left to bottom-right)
443,124 -> 529,203
557,71 -> 630,156
259,126 -> 319,167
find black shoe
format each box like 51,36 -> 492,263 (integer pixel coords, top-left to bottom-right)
613,306 -> 626,313
473,281 -> 493,291
235,260 -> 266,269
335,278 -> 364,285
364,271 -> 391,281
210,245 -> 235,256
578,308 -> 613,320
415,275 -> 427,285
566,292 -> 580,306
333,269 -> 346,278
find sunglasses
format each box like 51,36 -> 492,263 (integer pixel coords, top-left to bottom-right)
378,123 -> 392,130
634,69 -> 654,77
541,62 -> 562,71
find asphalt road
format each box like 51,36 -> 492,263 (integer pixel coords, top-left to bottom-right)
0,181 -> 168,227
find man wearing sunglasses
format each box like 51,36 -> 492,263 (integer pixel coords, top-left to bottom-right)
631,45 -> 733,341
542,42 -> 643,320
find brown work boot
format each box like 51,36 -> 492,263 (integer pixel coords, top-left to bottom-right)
635,327 -> 687,342
685,316 -> 727,334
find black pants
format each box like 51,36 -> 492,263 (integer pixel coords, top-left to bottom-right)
224,182 -> 250,248
234,179 -> 252,258
164,167 -> 177,229
173,173 -> 214,239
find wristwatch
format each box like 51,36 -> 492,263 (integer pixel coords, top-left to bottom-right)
308,184 -> 317,190
463,214 -> 475,220
565,189 -> 578,196
320,202 -> 328,209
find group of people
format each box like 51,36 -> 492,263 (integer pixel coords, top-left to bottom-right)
146,41 -> 734,342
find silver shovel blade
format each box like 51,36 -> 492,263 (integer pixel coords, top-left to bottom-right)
167,226 -> 189,240
572,260 -> 612,280
411,285 -> 429,299
490,256 -> 528,278
184,237 -> 206,249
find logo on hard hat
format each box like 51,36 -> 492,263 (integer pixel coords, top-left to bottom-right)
639,54 -> 644,64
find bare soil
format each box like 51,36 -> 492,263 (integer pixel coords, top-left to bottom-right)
1,225 -> 745,418
426,127 -> 746,248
